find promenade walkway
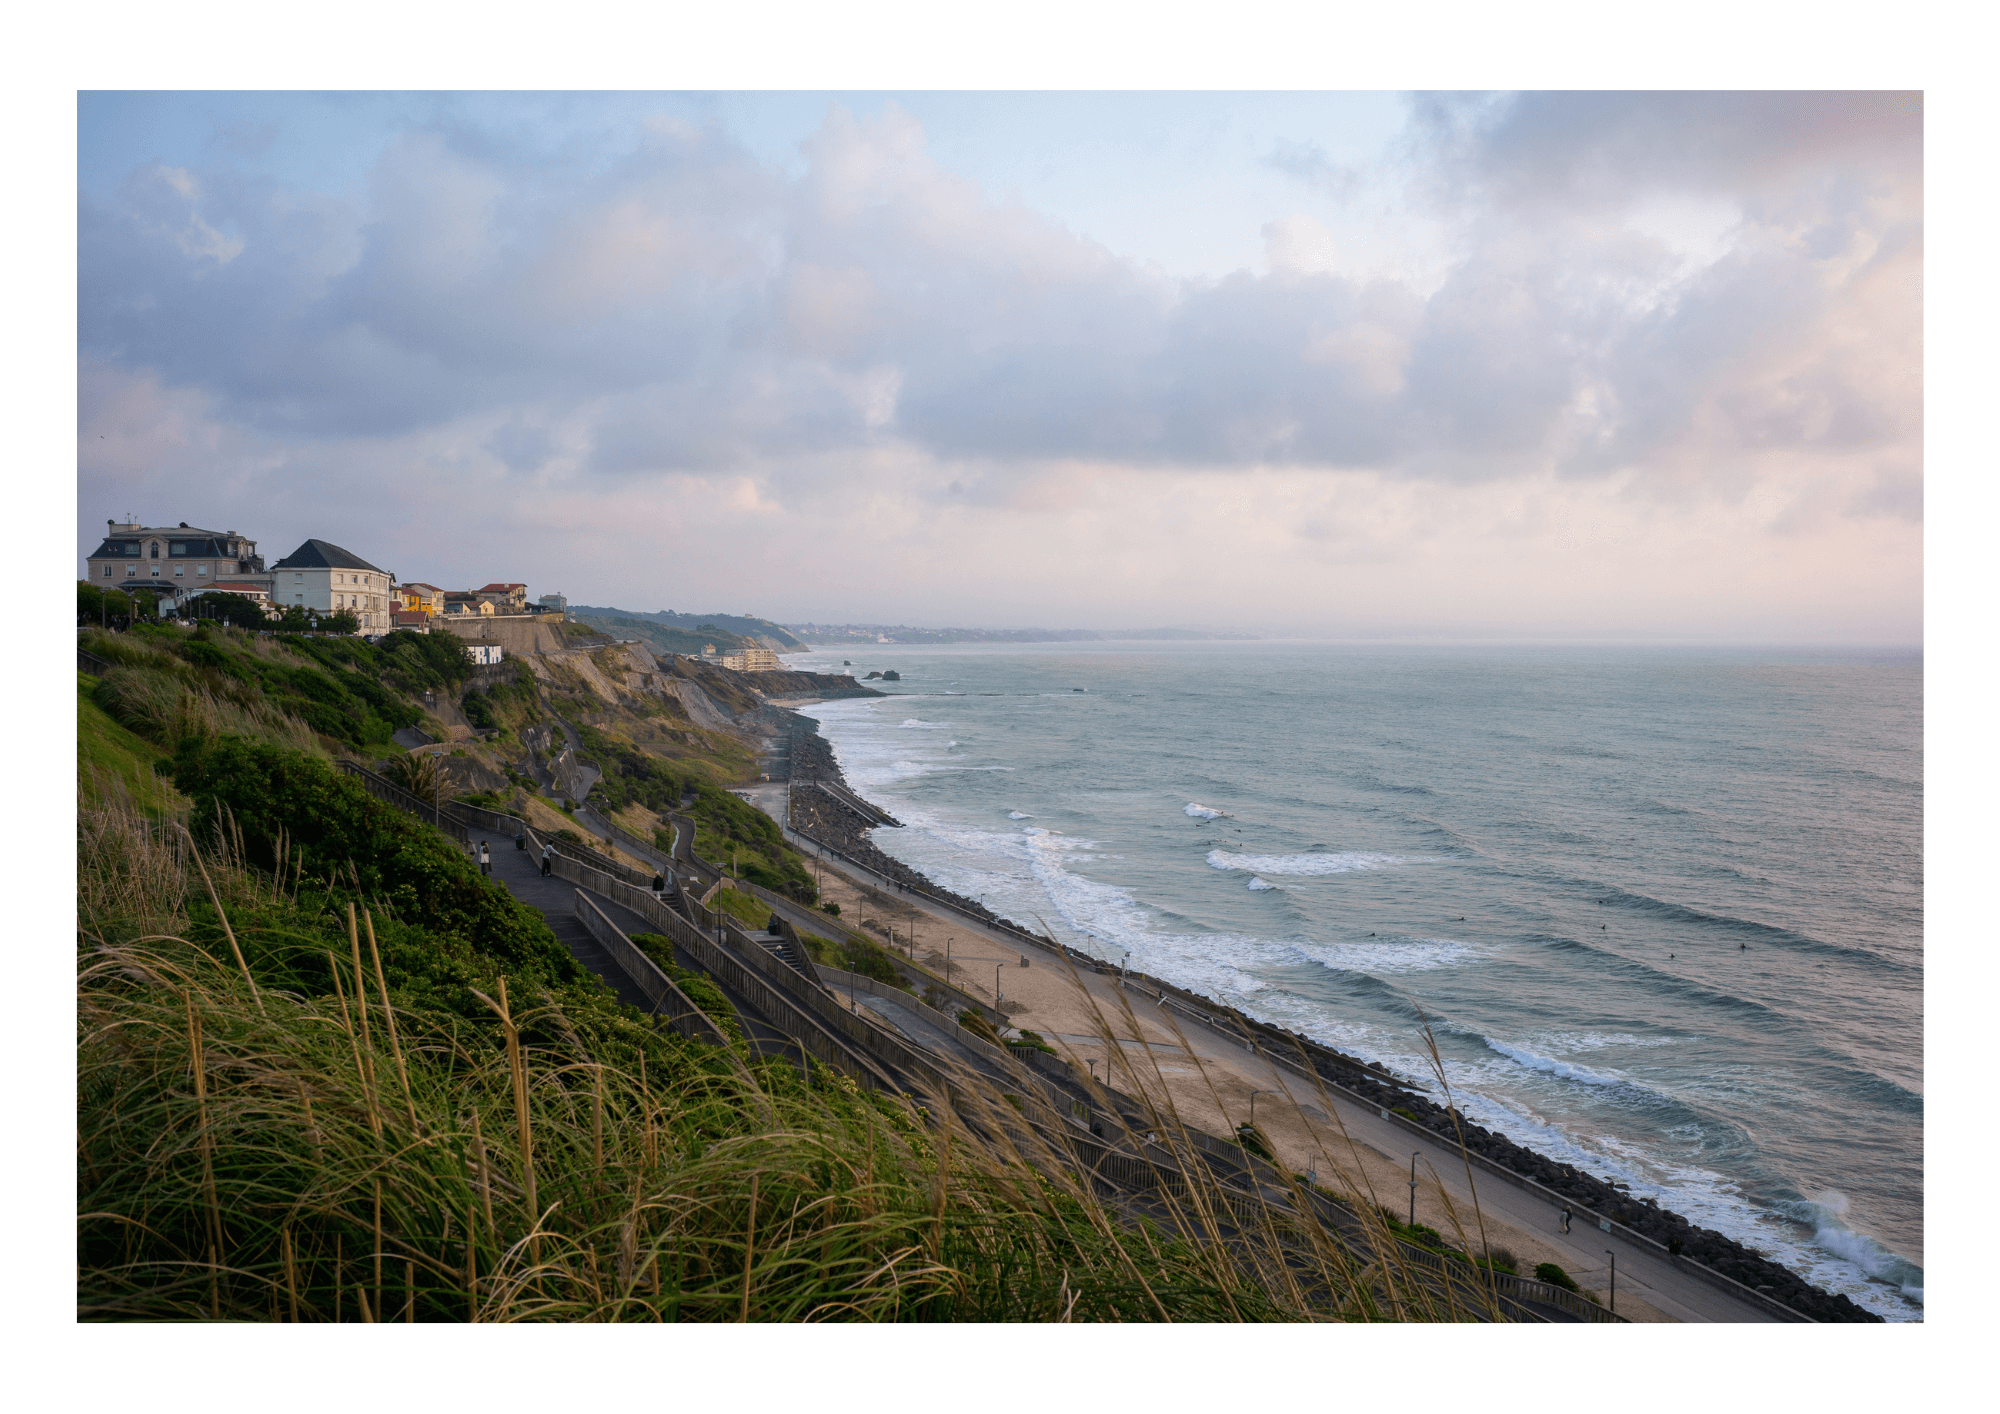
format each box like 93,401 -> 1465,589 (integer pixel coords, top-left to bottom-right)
749,792 -> 1782,1324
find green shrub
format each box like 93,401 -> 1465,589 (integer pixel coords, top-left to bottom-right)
958,1008 -> 1000,1046
1535,1262 -> 1579,1292
820,902 -> 841,917
1009,1029 -> 1057,1055
166,734 -> 584,1010
629,934 -> 745,1044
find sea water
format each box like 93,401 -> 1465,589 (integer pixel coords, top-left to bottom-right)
791,641 -> 1923,1320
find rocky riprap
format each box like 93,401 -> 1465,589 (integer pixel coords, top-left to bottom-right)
788,728 -> 1025,931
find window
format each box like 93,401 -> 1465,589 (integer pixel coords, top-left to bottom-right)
295,574 -> 302,582
102,565 -> 111,577
126,565 -> 136,577
174,565 -> 184,577
171,543 -> 187,556
149,543 -> 159,559
197,565 -> 208,577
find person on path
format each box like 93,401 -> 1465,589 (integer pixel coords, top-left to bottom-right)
479,842 -> 491,877
541,842 -> 556,878
1560,1206 -> 1573,1234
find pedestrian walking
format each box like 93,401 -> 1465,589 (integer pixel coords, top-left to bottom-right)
1560,1205 -> 1573,1234
479,841 -> 491,877
541,842 -> 555,878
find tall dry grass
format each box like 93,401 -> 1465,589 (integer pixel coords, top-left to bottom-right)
77,786 -> 1515,1322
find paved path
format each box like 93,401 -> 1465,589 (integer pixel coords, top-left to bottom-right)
482,834 -> 816,1074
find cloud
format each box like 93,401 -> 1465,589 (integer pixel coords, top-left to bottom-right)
76,94 -> 1921,639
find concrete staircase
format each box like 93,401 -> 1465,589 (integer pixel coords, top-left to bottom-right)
745,929 -> 818,985
542,906 -> 651,1010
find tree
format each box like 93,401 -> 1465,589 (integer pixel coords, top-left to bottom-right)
272,604 -> 358,635
202,593 -> 272,631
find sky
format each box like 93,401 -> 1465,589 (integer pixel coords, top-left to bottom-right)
76,90 -> 1924,640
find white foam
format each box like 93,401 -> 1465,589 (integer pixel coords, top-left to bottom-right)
899,718 -> 952,729
1303,938 -> 1485,974
1246,876 -> 1277,891
1184,802 -> 1232,820
1008,810 -> 1035,820
1206,848 -> 1407,876
1482,1036 -> 1627,1087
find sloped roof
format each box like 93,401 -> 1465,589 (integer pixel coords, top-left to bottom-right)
270,538 -> 387,573
477,582 -> 526,593
90,528 -> 244,559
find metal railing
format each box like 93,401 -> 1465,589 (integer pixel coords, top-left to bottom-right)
570,890 -> 731,1048
336,761 -> 471,845
541,852 -> 911,1098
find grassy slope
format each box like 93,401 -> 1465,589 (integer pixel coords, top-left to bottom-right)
79,763 -> 1422,1322
77,671 -> 184,815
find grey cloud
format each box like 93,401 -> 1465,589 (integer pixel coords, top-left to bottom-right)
78,95 -> 1919,500
1416,91 -> 1921,208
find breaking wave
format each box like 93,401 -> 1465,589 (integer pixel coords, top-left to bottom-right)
1206,849 -> 1407,876
1482,1036 -> 1626,1087
1246,876 -> 1277,891
1185,802 -> 1233,820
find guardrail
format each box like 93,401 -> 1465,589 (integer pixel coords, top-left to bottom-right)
78,648 -> 114,675
570,890 -> 731,1048
781,822 -> 1109,966
336,761 -> 472,845
543,852 -> 912,1098
814,966 -> 1095,1130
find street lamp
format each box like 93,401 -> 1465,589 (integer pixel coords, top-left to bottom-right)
1606,1250 -> 1616,1314
1409,1152 -> 1421,1227
1248,1088 -> 1278,1131
995,964 -> 1003,1004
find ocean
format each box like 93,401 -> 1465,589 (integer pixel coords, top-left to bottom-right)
788,640 -> 1924,1321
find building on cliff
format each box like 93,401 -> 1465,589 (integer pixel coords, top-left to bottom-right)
720,646 -> 781,672
86,520 -> 268,592
269,538 -> 395,632
475,582 -> 529,612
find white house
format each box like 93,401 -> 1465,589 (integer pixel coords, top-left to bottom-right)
268,538 -> 395,631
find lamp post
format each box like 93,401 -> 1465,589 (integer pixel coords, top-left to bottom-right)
1606,1250 -> 1616,1314
1409,1152 -> 1421,1227
1249,1088 -> 1277,1131
995,964 -> 1003,1005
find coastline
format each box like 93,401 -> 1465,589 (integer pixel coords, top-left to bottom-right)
773,705 -> 1884,1323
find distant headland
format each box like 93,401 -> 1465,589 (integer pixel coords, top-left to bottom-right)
784,623 -> 1259,645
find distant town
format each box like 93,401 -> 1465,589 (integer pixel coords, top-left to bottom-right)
77,517 -> 788,673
